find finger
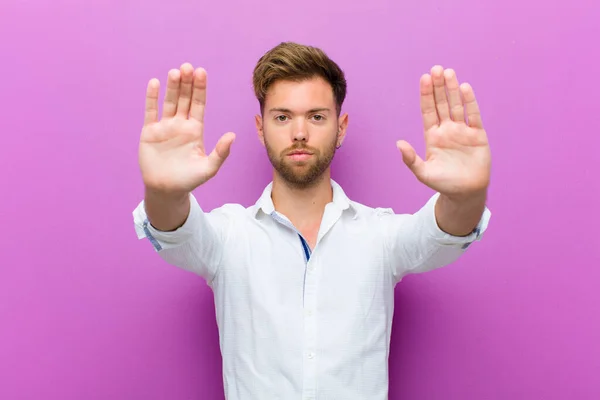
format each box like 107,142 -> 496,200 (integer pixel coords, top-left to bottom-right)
396,140 -> 425,181
419,74 -> 438,131
207,132 -> 236,172
190,68 -> 207,123
144,78 -> 160,126
177,63 -> 195,117
444,69 -> 464,123
431,65 -> 450,122
162,69 -> 181,119
460,83 -> 483,129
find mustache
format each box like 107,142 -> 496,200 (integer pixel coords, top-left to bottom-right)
281,143 -> 318,156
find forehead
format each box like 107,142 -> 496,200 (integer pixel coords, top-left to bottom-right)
264,77 -> 335,110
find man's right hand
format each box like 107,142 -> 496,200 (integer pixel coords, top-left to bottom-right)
139,63 -> 235,195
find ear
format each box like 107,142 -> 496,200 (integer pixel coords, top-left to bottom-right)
255,114 -> 265,147
336,113 -> 349,148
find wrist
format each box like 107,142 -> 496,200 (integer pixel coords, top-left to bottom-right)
439,189 -> 487,206
143,188 -> 191,232
435,190 -> 487,237
144,187 -> 189,204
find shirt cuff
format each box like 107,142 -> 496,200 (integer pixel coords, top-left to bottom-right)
132,193 -> 202,252
423,192 -> 491,249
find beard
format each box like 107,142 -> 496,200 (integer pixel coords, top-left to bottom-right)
265,134 -> 338,189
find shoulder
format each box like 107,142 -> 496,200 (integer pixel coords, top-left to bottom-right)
204,202 -> 267,225
205,202 -> 257,217
348,199 -> 398,220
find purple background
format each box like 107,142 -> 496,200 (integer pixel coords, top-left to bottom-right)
1,0 -> 599,398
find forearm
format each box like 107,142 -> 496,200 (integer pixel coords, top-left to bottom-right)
144,188 -> 191,232
434,191 -> 487,237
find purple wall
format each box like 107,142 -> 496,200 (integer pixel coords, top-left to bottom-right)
1,0 -> 599,398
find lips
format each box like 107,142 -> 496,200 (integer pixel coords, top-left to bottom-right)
286,149 -> 314,162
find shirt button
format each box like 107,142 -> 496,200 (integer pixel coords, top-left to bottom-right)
306,309 -> 313,316
307,352 -> 315,359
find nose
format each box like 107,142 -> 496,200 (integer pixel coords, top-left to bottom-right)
293,131 -> 307,142
292,121 -> 308,142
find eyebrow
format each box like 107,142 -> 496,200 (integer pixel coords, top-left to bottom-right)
268,107 -> 332,114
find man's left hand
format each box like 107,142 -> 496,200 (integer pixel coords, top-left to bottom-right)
397,65 -> 491,199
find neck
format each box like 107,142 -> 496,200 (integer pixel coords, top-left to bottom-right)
271,170 -> 333,228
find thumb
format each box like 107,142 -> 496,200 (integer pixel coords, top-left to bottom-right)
396,140 -> 425,179
207,132 -> 236,171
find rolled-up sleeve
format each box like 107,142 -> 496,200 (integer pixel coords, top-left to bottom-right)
132,193 -> 233,282
382,192 -> 491,283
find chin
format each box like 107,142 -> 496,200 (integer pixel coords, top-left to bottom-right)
282,170 -> 328,188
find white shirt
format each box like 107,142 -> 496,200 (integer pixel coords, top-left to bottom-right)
132,180 -> 491,400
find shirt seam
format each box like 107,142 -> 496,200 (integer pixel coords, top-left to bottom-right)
208,213 -> 233,286
383,217 -> 397,284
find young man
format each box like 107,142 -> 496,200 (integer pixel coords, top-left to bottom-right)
133,42 -> 492,399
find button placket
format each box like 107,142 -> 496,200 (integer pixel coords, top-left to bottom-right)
302,256 -> 319,396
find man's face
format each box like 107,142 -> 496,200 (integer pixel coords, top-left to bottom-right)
255,77 -> 348,188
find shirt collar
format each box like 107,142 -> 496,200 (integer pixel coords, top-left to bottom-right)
254,179 -> 354,217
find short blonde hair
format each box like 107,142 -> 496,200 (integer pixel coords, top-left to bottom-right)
252,42 -> 347,115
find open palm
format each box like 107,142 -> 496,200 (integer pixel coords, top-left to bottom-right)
397,66 -> 491,197
139,63 -> 235,195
